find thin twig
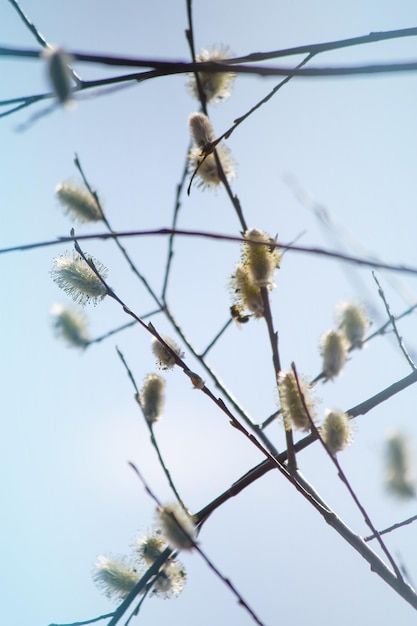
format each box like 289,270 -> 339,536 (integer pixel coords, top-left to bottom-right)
3,26 -> 417,123
128,462 -> 267,626
87,320 -> 139,346
185,0 -> 207,113
48,613 -> 114,626
259,286 -> 297,470
365,302 -> 417,342
226,27 -> 417,64
258,409 -> 281,430
74,155 -> 162,310
67,157 -> 280,455
72,237 -> 283,466
4,228 -> 417,276
365,513 -> 417,542
7,0 -> 82,84
161,150 -> 190,301
87,309 -> 162,346
116,347 -> 186,510
200,317 -> 233,357
185,0 -> 247,231
291,363 -> 404,581
373,272 -> 416,370
217,54 -> 314,144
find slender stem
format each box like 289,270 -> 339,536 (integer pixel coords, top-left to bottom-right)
365,302 -> 417,342
116,348 -> 186,510
373,272 -> 416,370
7,0 -> 82,84
48,614 -> 114,626
218,54 -> 314,145
226,27 -> 417,63
161,150 -> 189,301
200,317 -> 233,357
185,0 -> 207,113
364,513 -> 417,542
4,228 -> 417,276
292,362 -> 404,581
74,155 -> 162,310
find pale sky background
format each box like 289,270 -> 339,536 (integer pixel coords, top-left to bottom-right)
2,1 -> 417,625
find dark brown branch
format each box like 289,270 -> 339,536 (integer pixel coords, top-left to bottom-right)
3,46 -> 417,78
4,228 -> 417,276
226,27 -> 417,63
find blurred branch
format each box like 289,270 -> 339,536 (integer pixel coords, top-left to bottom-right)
7,0 -> 82,84
7,0 -> 50,48
2,46 -> 417,78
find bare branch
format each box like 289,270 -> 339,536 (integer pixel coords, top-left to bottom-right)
3,228 -> 417,276
373,272 -> 416,370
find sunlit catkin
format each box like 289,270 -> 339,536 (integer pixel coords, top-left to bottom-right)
188,112 -> 215,148
56,182 -> 102,223
230,264 -> 264,318
51,250 -> 108,306
278,370 -> 316,432
187,45 -> 236,103
242,228 -> 280,287
157,504 -> 197,551
151,336 -> 184,370
94,555 -> 140,601
188,113 -> 236,189
321,409 -> 352,454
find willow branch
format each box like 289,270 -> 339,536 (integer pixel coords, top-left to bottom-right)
373,272 -> 416,370
3,46 -> 417,78
3,228 -> 417,276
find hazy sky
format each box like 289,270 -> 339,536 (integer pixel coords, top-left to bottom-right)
3,2 -> 417,625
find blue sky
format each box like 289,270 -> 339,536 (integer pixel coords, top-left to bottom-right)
2,1 -> 417,625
